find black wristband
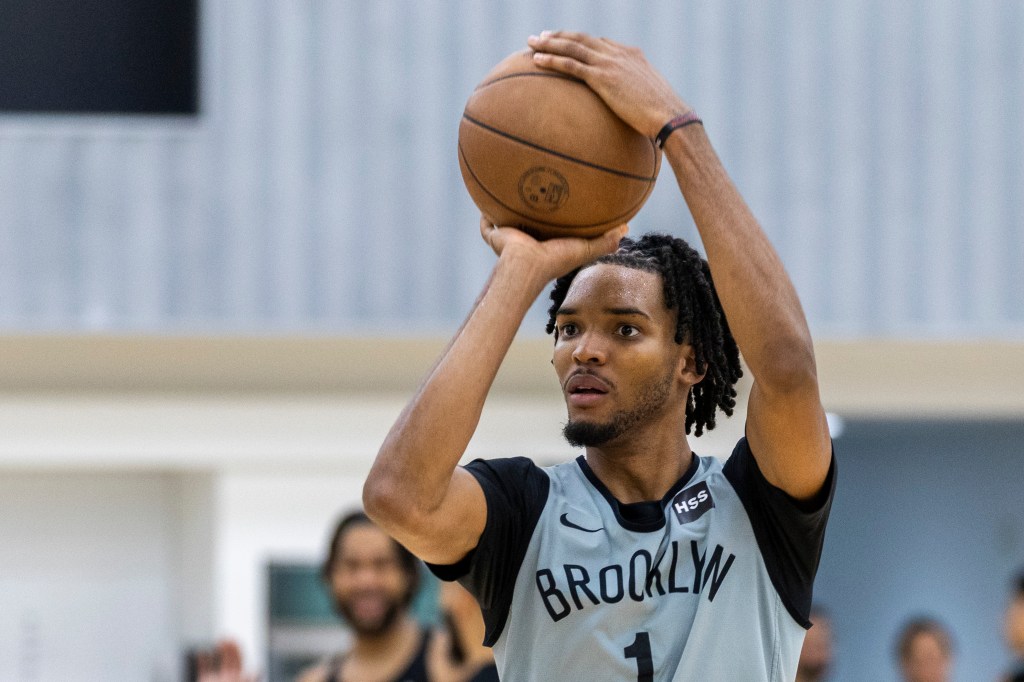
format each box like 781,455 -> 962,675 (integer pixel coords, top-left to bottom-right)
654,111 -> 703,148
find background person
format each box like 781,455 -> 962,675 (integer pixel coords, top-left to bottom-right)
1003,570 -> 1024,682
298,511 -> 432,682
797,605 -> 834,682
895,616 -> 955,682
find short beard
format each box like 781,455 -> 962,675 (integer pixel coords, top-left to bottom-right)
335,596 -> 405,638
563,371 -> 673,447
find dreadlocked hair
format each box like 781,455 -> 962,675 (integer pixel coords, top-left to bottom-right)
545,233 -> 743,437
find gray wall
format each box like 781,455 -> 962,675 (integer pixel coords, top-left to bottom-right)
818,419 -> 1024,682
1,0 -> 1022,334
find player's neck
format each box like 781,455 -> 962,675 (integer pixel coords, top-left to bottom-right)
584,428 -> 693,503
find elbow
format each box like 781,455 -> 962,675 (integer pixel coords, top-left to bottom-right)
361,453 -> 431,536
362,467 -> 400,529
363,469 -> 436,545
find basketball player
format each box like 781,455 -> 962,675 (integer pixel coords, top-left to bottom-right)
298,511 -> 432,682
364,31 -> 835,681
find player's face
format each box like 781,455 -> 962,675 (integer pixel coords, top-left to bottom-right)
328,524 -> 412,637
552,264 -> 694,447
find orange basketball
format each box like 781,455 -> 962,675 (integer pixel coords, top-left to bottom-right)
458,50 -> 661,240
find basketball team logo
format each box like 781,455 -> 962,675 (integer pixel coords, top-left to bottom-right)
518,166 -> 569,212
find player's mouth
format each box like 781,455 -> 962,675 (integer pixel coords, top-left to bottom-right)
565,372 -> 611,407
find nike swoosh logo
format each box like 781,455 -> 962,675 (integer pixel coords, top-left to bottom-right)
559,512 -> 603,533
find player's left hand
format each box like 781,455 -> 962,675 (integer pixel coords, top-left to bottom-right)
480,215 -> 627,283
527,31 -> 691,139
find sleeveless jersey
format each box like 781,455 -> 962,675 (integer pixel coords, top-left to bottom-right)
430,438 -> 835,682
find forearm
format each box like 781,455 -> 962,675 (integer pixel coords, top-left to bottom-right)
664,126 -> 817,386
365,253 -> 548,519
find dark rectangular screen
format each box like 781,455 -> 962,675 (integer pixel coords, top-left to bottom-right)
0,1 -> 198,114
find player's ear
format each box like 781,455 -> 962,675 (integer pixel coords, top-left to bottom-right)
677,344 -> 706,386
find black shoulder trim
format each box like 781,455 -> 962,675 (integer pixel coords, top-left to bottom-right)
426,457 -> 550,646
723,438 -> 836,629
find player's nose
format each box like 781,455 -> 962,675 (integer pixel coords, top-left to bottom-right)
571,332 -> 608,365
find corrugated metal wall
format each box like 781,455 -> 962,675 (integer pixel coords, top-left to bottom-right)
0,0 -> 1021,335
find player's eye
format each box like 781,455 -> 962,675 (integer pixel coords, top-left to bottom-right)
559,323 -> 579,337
617,324 -> 639,337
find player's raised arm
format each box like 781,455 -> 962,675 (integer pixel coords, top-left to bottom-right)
363,219 -> 625,564
529,31 -> 831,500
660,116 -> 831,500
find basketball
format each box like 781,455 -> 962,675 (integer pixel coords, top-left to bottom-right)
458,50 -> 661,240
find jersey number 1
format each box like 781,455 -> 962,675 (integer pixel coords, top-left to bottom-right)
624,631 -> 653,682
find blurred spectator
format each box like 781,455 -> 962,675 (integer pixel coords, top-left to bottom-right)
186,639 -> 258,682
895,616 -> 954,682
1004,570 -> 1024,682
428,581 -> 498,682
298,510 -> 431,682
797,605 -> 833,682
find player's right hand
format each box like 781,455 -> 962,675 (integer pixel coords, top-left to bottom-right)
527,31 -> 690,141
479,215 -> 627,282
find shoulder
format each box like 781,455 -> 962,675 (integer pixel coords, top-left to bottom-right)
463,456 -> 551,505
464,455 -> 549,481
723,437 -> 836,513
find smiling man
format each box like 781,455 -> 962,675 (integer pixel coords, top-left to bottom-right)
364,32 -> 835,681
298,511 -> 432,682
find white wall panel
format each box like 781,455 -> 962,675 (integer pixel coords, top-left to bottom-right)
0,0 -> 1021,335
0,474 -> 183,682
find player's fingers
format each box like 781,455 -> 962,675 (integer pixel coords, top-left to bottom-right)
542,29 -> 601,48
479,215 -> 498,250
560,224 -> 627,270
528,33 -> 597,65
597,36 -> 625,51
595,224 -> 629,256
531,51 -> 591,79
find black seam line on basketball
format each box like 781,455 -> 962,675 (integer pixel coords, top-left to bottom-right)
477,71 -> 585,90
462,113 -> 657,182
459,143 -> 652,230
460,142 -> 652,230
472,69 -> 659,181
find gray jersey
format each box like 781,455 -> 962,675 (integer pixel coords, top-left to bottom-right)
430,438 -> 835,682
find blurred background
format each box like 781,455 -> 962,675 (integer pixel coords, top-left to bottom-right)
0,1 -> 1022,680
